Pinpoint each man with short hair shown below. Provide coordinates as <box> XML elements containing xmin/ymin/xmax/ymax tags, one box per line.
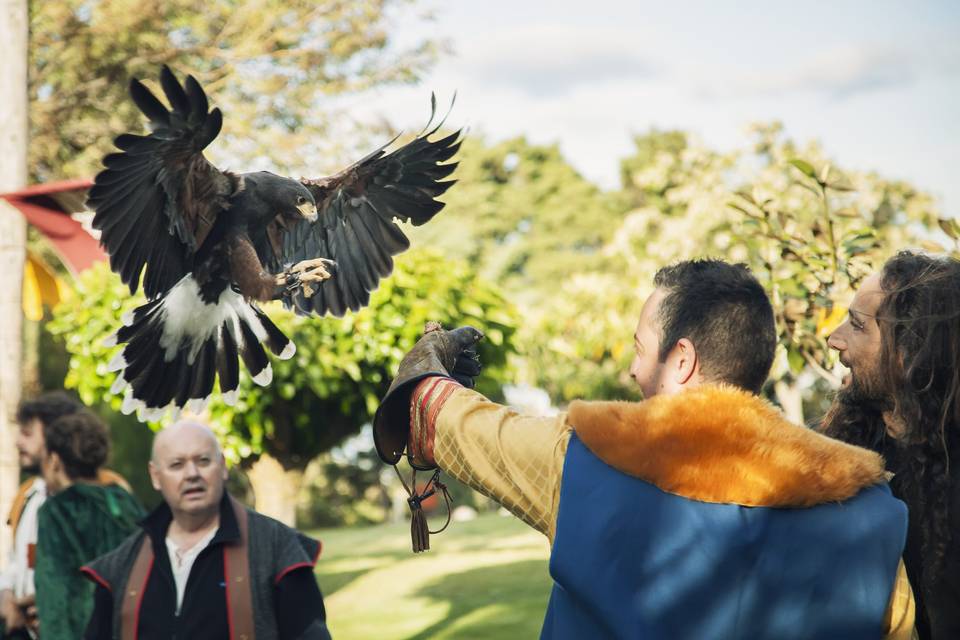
<box><xmin>1</xmin><ymin>391</ymin><xmax>129</xmax><ymax>638</ymax></box>
<box><xmin>823</xmin><ymin>251</ymin><xmax>960</xmax><ymax>639</ymax></box>
<box><xmin>34</xmin><ymin>410</ymin><xmax>143</xmax><ymax>639</ymax></box>
<box><xmin>81</xmin><ymin>420</ymin><xmax>330</xmax><ymax>639</ymax></box>
<box><xmin>376</xmin><ymin>258</ymin><xmax>915</xmax><ymax>639</ymax></box>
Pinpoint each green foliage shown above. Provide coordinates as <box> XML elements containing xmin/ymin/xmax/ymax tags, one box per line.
<box><xmin>728</xmin><ymin>126</ymin><xmax>942</xmax><ymax>387</ymax></box>
<box><xmin>406</xmin><ymin>134</ymin><xmax>633</xmax><ymax>402</ymax></box>
<box><xmin>409</xmin><ymin>136</ymin><xmax>626</xmax><ymax>304</ymax></box>
<box><xmin>620</xmin><ymin>128</ymin><xmax>689</xmax><ymax>211</ymax></box>
<box><xmin>521</xmin><ymin>272</ymin><xmax>640</xmax><ymax>402</ymax></box>
<box><xmin>524</xmin><ymin>129</ymin><xmax>739</xmax><ymax>402</ymax></box>
<box><xmin>28</xmin><ymin>0</ymin><xmax>440</xmax><ymax>181</ymax></box>
<box><xmin>513</xmin><ymin>124</ymin><xmax>944</xmax><ymax>405</ymax></box>
<box><xmin>297</xmin><ymin>448</ymin><xmax>388</xmax><ymax>527</ymax></box>
<box><xmin>47</xmin><ymin>249</ymin><xmax>519</xmax><ymax>468</ymax></box>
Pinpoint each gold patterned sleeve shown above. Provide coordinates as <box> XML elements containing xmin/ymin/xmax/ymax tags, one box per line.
<box><xmin>882</xmin><ymin>559</ymin><xmax>916</xmax><ymax>640</ymax></box>
<box><xmin>415</xmin><ymin>381</ymin><xmax>572</xmax><ymax>543</ymax></box>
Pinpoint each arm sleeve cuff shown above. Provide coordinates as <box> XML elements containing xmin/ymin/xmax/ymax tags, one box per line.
<box><xmin>409</xmin><ymin>377</ymin><xmax>462</xmax><ymax>466</ymax></box>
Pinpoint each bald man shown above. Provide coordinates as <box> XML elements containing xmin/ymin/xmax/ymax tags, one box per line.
<box><xmin>80</xmin><ymin>421</ymin><xmax>331</xmax><ymax>639</ymax></box>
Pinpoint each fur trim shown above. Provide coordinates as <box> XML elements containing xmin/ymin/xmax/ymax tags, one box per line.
<box><xmin>567</xmin><ymin>385</ymin><xmax>887</xmax><ymax>508</ymax></box>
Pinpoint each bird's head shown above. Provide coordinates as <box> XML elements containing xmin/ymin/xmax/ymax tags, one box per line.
<box><xmin>248</xmin><ymin>172</ymin><xmax>318</xmax><ymax>225</ymax></box>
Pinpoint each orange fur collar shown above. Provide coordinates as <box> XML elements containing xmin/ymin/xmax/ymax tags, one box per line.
<box><xmin>567</xmin><ymin>385</ymin><xmax>887</xmax><ymax>508</ymax></box>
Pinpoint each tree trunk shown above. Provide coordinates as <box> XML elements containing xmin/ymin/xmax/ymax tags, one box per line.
<box><xmin>774</xmin><ymin>379</ymin><xmax>805</xmax><ymax>426</ymax></box>
<box><xmin>247</xmin><ymin>453</ymin><xmax>303</xmax><ymax>527</ymax></box>
<box><xmin>0</xmin><ymin>0</ymin><xmax>28</xmax><ymax>569</ymax></box>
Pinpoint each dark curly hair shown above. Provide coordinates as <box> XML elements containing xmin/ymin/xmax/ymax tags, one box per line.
<box><xmin>16</xmin><ymin>390</ymin><xmax>82</xmax><ymax>427</ymax></box>
<box><xmin>43</xmin><ymin>410</ymin><xmax>110</xmax><ymax>480</ymax></box>
<box><xmin>823</xmin><ymin>251</ymin><xmax>960</xmax><ymax>595</ymax></box>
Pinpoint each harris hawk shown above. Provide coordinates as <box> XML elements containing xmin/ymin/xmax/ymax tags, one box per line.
<box><xmin>90</xmin><ymin>66</ymin><xmax>460</xmax><ymax>421</ymax></box>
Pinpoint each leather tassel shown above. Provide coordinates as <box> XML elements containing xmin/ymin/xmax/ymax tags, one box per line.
<box><xmin>396</xmin><ymin>467</ymin><xmax>453</xmax><ymax>553</ymax></box>
<box><xmin>409</xmin><ymin>498</ymin><xmax>431</xmax><ymax>553</ymax></box>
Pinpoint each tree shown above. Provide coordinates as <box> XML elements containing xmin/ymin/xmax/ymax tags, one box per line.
<box><xmin>0</xmin><ymin>0</ymin><xmax>28</xmax><ymax>567</ymax></box>
<box><xmin>408</xmin><ymin>135</ymin><xmax>626</xmax><ymax>306</ymax></box>
<box><xmin>48</xmin><ymin>249</ymin><xmax>519</xmax><ymax>524</ymax></box>
<box><xmin>730</xmin><ymin>126</ymin><xmax>948</xmax><ymax>420</ymax></box>
<box><xmin>26</xmin><ymin>0</ymin><xmax>447</xmax><ymax>525</ymax></box>
<box><xmin>526</xmin><ymin>125</ymin><xmax>943</xmax><ymax>417</ymax></box>
<box><xmin>28</xmin><ymin>0</ymin><xmax>441</xmax><ymax>182</ymax></box>
<box><xmin>406</xmin><ymin>135</ymin><xmax>633</xmax><ymax>403</ymax></box>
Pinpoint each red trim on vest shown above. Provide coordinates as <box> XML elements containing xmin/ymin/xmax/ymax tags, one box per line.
<box><xmin>80</xmin><ymin>566</ymin><xmax>112</xmax><ymax>592</ymax></box>
<box><xmin>273</xmin><ymin>540</ymin><xmax>322</xmax><ymax>586</ymax></box>
<box><xmin>134</xmin><ymin>556</ymin><xmax>153</xmax><ymax>640</ymax></box>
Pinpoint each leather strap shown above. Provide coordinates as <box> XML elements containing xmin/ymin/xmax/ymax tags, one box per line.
<box><xmin>119</xmin><ymin>498</ymin><xmax>255</xmax><ymax>640</ymax></box>
<box><xmin>6</xmin><ymin>478</ymin><xmax>35</xmax><ymax>530</ymax></box>
<box><xmin>224</xmin><ymin>496</ymin><xmax>255</xmax><ymax>640</ymax></box>
<box><xmin>120</xmin><ymin>536</ymin><xmax>154</xmax><ymax>640</ymax></box>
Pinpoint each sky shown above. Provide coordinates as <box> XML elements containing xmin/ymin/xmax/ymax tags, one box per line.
<box><xmin>347</xmin><ymin>0</ymin><xmax>960</xmax><ymax>216</ymax></box>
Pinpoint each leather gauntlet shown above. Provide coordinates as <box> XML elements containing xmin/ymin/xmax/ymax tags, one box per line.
<box><xmin>373</xmin><ymin>323</ymin><xmax>483</xmax><ymax>465</ymax></box>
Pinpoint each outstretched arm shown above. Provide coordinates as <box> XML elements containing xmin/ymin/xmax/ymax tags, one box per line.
<box><xmin>409</xmin><ymin>378</ymin><xmax>571</xmax><ymax>542</ymax></box>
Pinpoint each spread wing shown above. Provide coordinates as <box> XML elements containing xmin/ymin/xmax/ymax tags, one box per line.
<box><xmin>268</xmin><ymin>110</ymin><xmax>461</xmax><ymax>317</ymax></box>
<box><xmin>88</xmin><ymin>65</ymin><xmax>239</xmax><ymax>299</ymax></box>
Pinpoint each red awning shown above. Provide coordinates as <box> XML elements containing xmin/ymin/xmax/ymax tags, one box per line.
<box><xmin>0</xmin><ymin>179</ymin><xmax>105</xmax><ymax>276</ymax></box>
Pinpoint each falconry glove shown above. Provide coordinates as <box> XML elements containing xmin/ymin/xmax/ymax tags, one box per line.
<box><xmin>373</xmin><ymin>322</ymin><xmax>484</xmax><ymax>467</ymax></box>
<box><xmin>374</xmin><ymin>322</ymin><xmax>483</xmax><ymax>553</ymax></box>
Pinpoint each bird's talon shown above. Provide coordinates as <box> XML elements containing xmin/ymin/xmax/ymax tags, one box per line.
<box><xmin>283</xmin><ymin>272</ymin><xmax>301</xmax><ymax>292</ymax></box>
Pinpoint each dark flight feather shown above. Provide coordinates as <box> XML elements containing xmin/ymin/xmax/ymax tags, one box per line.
<box><xmin>217</xmin><ymin>322</ymin><xmax>241</xmax><ymax>395</ymax></box>
<box><xmin>258</xmin><ymin>119</ymin><xmax>460</xmax><ymax>317</ymax></box>
<box><xmin>94</xmin><ymin>67</ymin><xmax>462</xmax><ymax>419</ymax></box>
<box><xmin>89</xmin><ymin>65</ymin><xmax>237</xmax><ymax>299</ymax></box>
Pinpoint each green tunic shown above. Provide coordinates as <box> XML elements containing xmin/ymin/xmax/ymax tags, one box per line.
<box><xmin>35</xmin><ymin>483</ymin><xmax>144</xmax><ymax>640</ymax></box>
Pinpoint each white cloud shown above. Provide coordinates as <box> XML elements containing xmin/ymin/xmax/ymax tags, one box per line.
<box><xmin>451</xmin><ymin>25</ymin><xmax>659</xmax><ymax>96</ymax></box>
<box><xmin>691</xmin><ymin>44</ymin><xmax>917</xmax><ymax>101</ymax></box>
<box><xmin>338</xmin><ymin>7</ymin><xmax>960</xmax><ymax>215</ymax></box>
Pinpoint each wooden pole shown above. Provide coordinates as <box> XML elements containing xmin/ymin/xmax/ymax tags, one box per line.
<box><xmin>0</xmin><ymin>0</ymin><xmax>29</xmax><ymax>567</ymax></box>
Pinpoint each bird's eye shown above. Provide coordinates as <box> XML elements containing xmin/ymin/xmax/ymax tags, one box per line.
<box><xmin>297</xmin><ymin>196</ymin><xmax>306</xmax><ymax>204</ymax></box>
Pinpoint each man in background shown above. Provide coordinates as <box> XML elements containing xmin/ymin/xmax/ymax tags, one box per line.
<box><xmin>82</xmin><ymin>420</ymin><xmax>331</xmax><ymax>639</ymax></box>
<box><xmin>824</xmin><ymin>251</ymin><xmax>960</xmax><ymax>639</ymax></box>
<box><xmin>34</xmin><ymin>410</ymin><xmax>143</xmax><ymax>639</ymax></box>
<box><xmin>0</xmin><ymin>392</ymin><xmax>129</xmax><ymax>639</ymax></box>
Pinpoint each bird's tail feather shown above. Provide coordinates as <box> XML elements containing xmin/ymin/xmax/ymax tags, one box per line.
<box><xmin>104</xmin><ymin>275</ymin><xmax>295</xmax><ymax>422</ymax></box>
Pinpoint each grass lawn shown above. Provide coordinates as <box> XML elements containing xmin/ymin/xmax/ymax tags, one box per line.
<box><xmin>312</xmin><ymin>512</ymin><xmax>553</xmax><ymax>639</ymax></box>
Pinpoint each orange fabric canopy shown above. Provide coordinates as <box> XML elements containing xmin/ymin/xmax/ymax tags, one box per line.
<box><xmin>0</xmin><ymin>178</ymin><xmax>104</xmax><ymax>276</ymax></box>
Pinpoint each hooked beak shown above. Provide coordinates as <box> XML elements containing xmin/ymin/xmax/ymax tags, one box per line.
<box><xmin>298</xmin><ymin>201</ymin><xmax>318</xmax><ymax>223</ymax></box>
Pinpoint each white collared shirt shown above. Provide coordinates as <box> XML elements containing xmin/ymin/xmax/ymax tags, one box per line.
<box><xmin>0</xmin><ymin>479</ymin><xmax>46</xmax><ymax>598</ymax></box>
<box><xmin>165</xmin><ymin>527</ymin><xmax>217</xmax><ymax>614</ymax></box>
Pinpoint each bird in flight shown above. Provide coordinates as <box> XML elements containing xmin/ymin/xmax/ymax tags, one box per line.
<box><xmin>90</xmin><ymin>66</ymin><xmax>460</xmax><ymax>421</ymax></box>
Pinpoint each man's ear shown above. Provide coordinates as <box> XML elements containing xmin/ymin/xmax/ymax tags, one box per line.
<box><xmin>148</xmin><ymin>461</ymin><xmax>161</xmax><ymax>491</ymax></box>
<box><xmin>671</xmin><ymin>338</ymin><xmax>700</xmax><ymax>385</ymax></box>
<box><xmin>46</xmin><ymin>451</ymin><xmax>62</xmax><ymax>474</ymax></box>
<box><xmin>220</xmin><ymin>454</ymin><xmax>229</xmax><ymax>481</ymax></box>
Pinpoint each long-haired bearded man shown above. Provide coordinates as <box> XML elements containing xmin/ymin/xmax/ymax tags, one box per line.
<box><xmin>823</xmin><ymin>251</ymin><xmax>960</xmax><ymax>640</ymax></box>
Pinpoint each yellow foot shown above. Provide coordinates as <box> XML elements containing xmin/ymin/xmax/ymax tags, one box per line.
<box><xmin>284</xmin><ymin>258</ymin><xmax>337</xmax><ymax>297</ymax></box>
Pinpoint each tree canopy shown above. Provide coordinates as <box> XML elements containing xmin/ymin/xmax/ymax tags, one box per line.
<box><xmin>29</xmin><ymin>0</ymin><xmax>440</xmax><ymax>181</ymax></box>
<box><xmin>437</xmin><ymin>125</ymin><xmax>948</xmax><ymax>414</ymax></box>
<box><xmin>409</xmin><ymin>135</ymin><xmax>626</xmax><ymax>305</ymax></box>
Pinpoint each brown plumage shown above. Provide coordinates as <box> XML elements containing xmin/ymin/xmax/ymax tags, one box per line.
<box><xmin>90</xmin><ymin>66</ymin><xmax>460</xmax><ymax>421</ymax></box>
